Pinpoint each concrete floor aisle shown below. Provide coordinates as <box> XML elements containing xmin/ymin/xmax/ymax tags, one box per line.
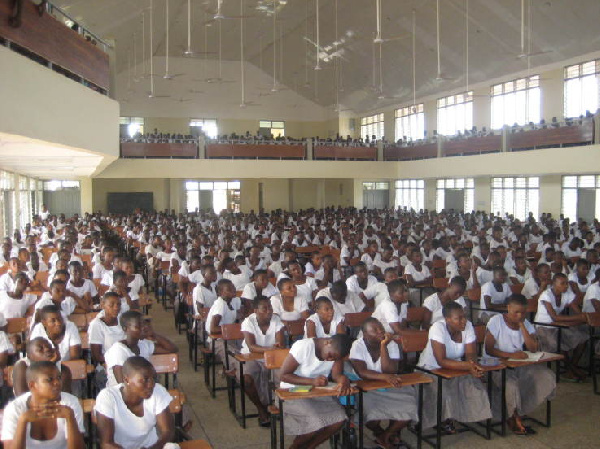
<box><xmin>148</xmin><ymin>298</ymin><xmax>600</xmax><ymax>449</ymax></box>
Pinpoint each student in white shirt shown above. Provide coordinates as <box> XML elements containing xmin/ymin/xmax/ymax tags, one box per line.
<box><xmin>95</xmin><ymin>357</ymin><xmax>175</xmax><ymax>449</ymax></box>
<box><xmin>279</xmin><ymin>262</ymin><xmax>319</xmax><ymax>304</ymax></box>
<box><xmin>0</xmin><ymin>272</ymin><xmax>37</xmax><ymax>319</ymax></box>
<box><xmin>417</xmin><ymin>302</ymin><xmax>491</xmax><ymax>432</ymax></box>
<box><xmin>484</xmin><ymin>294</ymin><xmax>556</xmax><ymax>435</ymax></box>
<box><xmin>371</xmin><ymin>279</ymin><xmax>409</xmax><ymax>335</ymax></box>
<box><xmin>404</xmin><ymin>250</ymin><xmax>433</xmax><ymax>306</ymax></box>
<box><xmin>1</xmin><ymin>361</ymin><xmax>85</xmax><ymax>449</ymax></box>
<box><xmin>192</xmin><ymin>264</ymin><xmax>218</xmax><ymax>313</ymax></box>
<box><xmin>279</xmin><ymin>334</ymin><xmax>352</xmax><ymax>444</ymax></box>
<box><xmin>67</xmin><ymin>262</ymin><xmax>97</xmax><ymax>309</ymax></box>
<box><xmin>423</xmin><ymin>276</ymin><xmax>468</xmax><ymax>328</ymax></box>
<box><xmin>479</xmin><ymin>267</ymin><xmax>512</xmax><ymax>322</ymax></box>
<box><xmin>206</xmin><ymin>279</ymin><xmax>243</xmax><ymax>365</ymax></box>
<box><xmin>236</xmin><ymin>296</ymin><xmax>285</xmax><ymax>426</ymax></box>
<box><xmin>270</xmin><ymin>278</ymin><xmax>310</xmax><ymax>322</ymax></box>
<box><xmin>345</xmin><ymin>262</ymin><xmax>379</xmax><ymax>310</ymax></box>
<box><xmin>314</xmin><ymin>255</ymin><xmax>341</xmax><ymax>288</ymax></box>
<box><xmin>30</xmin><ymin>305</ymin><xmax>81</xmax><ymax>361</ymax></box>
<box><xmin>241</xmin><ymin>269</ymin><xmax>278</xmax><ymax>311</ymax></box>
<box><xmin>0</xmin><ymin>257</ymin><xmax>20</xmax><ymax>292</ymax></box>
<box><xmin>104</xmin><ymin>311</ymin><xmax>177</xmax><ymax>388</ymax></box>
<box><xmin>222</xmin><ymin>257</ymin><xmax>252</xmax><ymax>291</ymax></box>
<box><xmin>534</xmin><ymin>273</ymin><xmax>588</xmax><ymax>381</ymax></box>
<box><xmin>568</xmin><ymin>259</ymin><xmax>592</xmax><ymax>297</ymax></box>
<box><xmin>582</xmin><ymin>276</ymin><xmax>600</xmax><ymax>313</ymax></box>
<box><xmin>508</xmin><ymin>257</ymin><xmax>532</xmax><ymax>285</ymax></box>
<box><xmin>350</xmin><ymin>318</ymin><xmax>418</xmax><ymax>448</ymax></box>
<box><xmin>304</xmin><ymin>297</ymin><xmax>345</xmax><ymax>338</ymax></box>
<box><xmin>316</xmin><ymin>280</ymin><xmax>364</xmax><ymax>320</ymax></box>
<box><xmin>88</xmin><ymin>292</ymin><xmax>126</xmax><ymax>367</ymax></box>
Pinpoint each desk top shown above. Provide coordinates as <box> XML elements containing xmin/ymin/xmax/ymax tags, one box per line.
<box><xmin>356</xmin><ymin>372</ymin><xmax>433</xmax><ymax>392</ymax></box>
<box><xmin>503</xmin><ymin>352</ymin><xmax>564</xmax><ymax>368</ymax></box>
<box><xmin>430</xmin><ymin>363</ymin><xmax>505</xmax><ymax>379</ymax></box>
<box><xmin>276</xmin><ymin>386</ymin><xmax>359</xmax><ymax>401</ymax></box>
<box><xmin>234</xmin><ymin>352</ymin><xmax>264</xmax><ymax>363</ymax></box>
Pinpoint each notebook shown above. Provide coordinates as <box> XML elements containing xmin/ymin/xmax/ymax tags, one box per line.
<box><xmin>508</xmin><ymin>351</ymin><xmax>545</xmax><ymax>362</ymax></box>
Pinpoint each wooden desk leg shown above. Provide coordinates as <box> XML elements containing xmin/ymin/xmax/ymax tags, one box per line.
<box><xmin>417</xmin><ymin>383</ymin><xmax>424</xmax><ymax>449</ymax></box>
<box><xmin>556</xmin><ymin>328</ymin><xmax>562</xmax><ymax>383</ymax></box>
<box><xmin>486</xmin><ymin>371</ymin><xmax>492</xmax><ymax>440</ymax></box>
<box><xmin>436</xmin><ymin>379</ymin><xmax>443</xmax><ymax>449</ymax></box>
<box><xmin>240</xmin><ymin>361</ymin><xmax>247</xmax><ymax>429</ymax></box>
<box><xmin>358</xmin><ymin>390</ymin><xmax>364</xmax><ymax>449</ymax></box>
<box><xmin>211</xmin><ymin>340</ymin><xmax>216</xmax><ymax>398</ymax></box>
<box><xmin>279</xmin><ymin>400</ymin><xmax>285</xmax><ymax>449</ymax></box>
<box><xmin>546</xmin><ymin>399</ymin><xmax>551</xmax><ymax>427</ymax></box>
<box><xmin>501</xmin><ymin>369</ymin><xmax>506</xmax><ymax>436</ymax></box>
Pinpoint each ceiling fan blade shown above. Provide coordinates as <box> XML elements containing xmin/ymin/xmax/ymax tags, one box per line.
<box><xmin>379</xmin><ymin>34</ymin><xmax>410</xmax><ymax>43</ymax></box>
<box><xmin>163</xmin><ymin>73</ymin><xmax>185</xmax><ymax>80</ymax></box>
<box><xmin>516</xmin><ymin>49</ymin><xmax>553</xmax><ymax>59</ymax></box>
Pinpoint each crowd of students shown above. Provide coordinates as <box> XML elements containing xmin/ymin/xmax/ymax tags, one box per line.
<box><xmin>0</xmin><ymin>206</ymin><xmax>598</xmax><ymax>448</ymax></box>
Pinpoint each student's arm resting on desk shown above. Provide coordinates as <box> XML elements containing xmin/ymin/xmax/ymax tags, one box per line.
<box><xmin>330</xmin><ymin>359</ymin><xmax>352</xmax><ymax>396</ymax></box>
<box><xmin>541</xmin><ymin>301</ymin><xmax>586</xmax><ymax>325</ymax></box>
<box><xmin>242</xmin><ymin>330</ymin><xmax>284</xmax><ymax>353</ymax></box>
<box><xmin>431</xmin><ymin>340</ymin><xmax>483</xmax><ymax>378</ymax></box>
<box><xmin>280</xmin><ymin>353</ymin><xmax>327</xmax><ymax>387</ymax></box>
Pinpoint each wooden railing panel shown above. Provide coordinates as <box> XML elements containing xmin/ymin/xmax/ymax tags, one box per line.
<box><xmin>313</xmin><ymin>146</ymin><xmax>376</xmax><ymax>160</ymax></box>
<box><xmin>384</xmin><ymin>143</ymin><xmax>438</xmax><ymax>161</ymax></box>
<box><xmin>444</xmin><ymin>134</ymin><xmax>502</xmax><ymax>156</ymax></box>
<box><xmin>121</xmin><ymin>143</ymin><xmax>197</xmax><ymax>158</ymax></box>
<box><xmin>0</xmin><ymin>0</ymin><xmax>109</xmax><ymax>90</ymax></box>
<box><xmin>206</xmin><ymin>144</ymin><xmax>304</xmax><ymax>158</ymax></box>
<box><xmin>508</xmin><ymin>121</ymin><xmax>594</xmax><ymax>150</ymax></box>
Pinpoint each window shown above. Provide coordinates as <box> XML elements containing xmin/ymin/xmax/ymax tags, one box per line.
<box><xmin>362</xmin><ymin>182</ymin><xmax>389</xmax><ymax>190</ymax></box>
<box><xmin>437</xmin><ymin>92</ymin><xmax>473</xmax><ymax>136</ymax></box>
<box><xmin>119</xmin><ymin>117</ymin><xmax>144</xmax><ymax>137</ymax></box>
<box><xmin>491</xmin><ymin>177</ymin><xmax>539</xmax><ymax>221</ymax></box>
<box><xmin>562</xmin><ymin>175</ymin><xmax>600</xmax><ymax>221</ymax></box>
<box><xmin>190</xmin><ymin>118</ymin><xmax>218</xmax><ymax>139</ymax></box>
<box><xmin>360</xmin><ymin>113</ymin><xmax>385</xmax><ymax>140</ymax></box>
<box><xmin>259</xmin><ymin>120</ymin><xmax>285</xmax><ymax>138</ymax></box>
<box><xmin>185</xmin><ymin>181</ymin><xmax>241</xmax><ymax>214</ymax></box>
<box><xmin>395</xmin><ymin>179</ymin><xmax>424</xmax><ymax>211</ymax></box>
<box><xmin>436</xmin><ymin>178</ymin><xmax>474</xmax><ymax>212</ymax></box>
<box><xmin>395</xmin><ymin>104</ymin><xmax>425</xmax><ymax>141</ymax></box>
<box><xmin>564</xmin><ymin>59</ymin><xmax>600</xmax><ymax>118</ymax></box>
<box><xmin>43</xmin><ymin>180</ymin><xmax>80</xmax><ymax>191</ymax></box>
<box><xmin>491</xmin><ymin>75</ymin><xmax>540</xmax><ymax>129</ymax></box>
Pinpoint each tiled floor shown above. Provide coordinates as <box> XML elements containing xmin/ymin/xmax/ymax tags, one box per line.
<box><xmin>150</xmin><ymin>301</ymin><xmax>600</xmax><ymax>449</ymax></box>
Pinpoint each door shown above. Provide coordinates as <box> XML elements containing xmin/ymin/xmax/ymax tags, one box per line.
<box><xmin>363</xmin><ymin>190</ymin><xmax>389</xmax><ymax>209</ymax></box>
<box><xmin>445</xmin><ymin>189</ymin><xmax>465</xmax><ymax>212</ymax></box>
<box><xmin>199</xmin><ymin>190</ymin><xmax>213</xmax><ymax>212</ymax></box>
<box><xmin>577</xmin><ymin>188</ymin><xmax>596</xmax><ymax>222</ymax></box>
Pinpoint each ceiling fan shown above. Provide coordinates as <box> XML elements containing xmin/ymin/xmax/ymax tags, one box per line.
<box><xmin>162</xmin><ymin>0</ymin><xmax>184</xmax><ymax>80</ymax></box>
<box><xmin>373</xmin><ymin>0</ymin><xmax>410</xmax><ymax>44</ymax></box>
<box><xmin>434</xmin><ymin>0</ymin><xmax>454</xmax><ymax>82</ymax></box>
<box><xmin>171</xmin><ymin>97</ymin><xmax>193</xmax><ymax>103</ymax></box>
<box><xmin>239</xmin><ymin>0</ymin><xmax>260</xmax><ymax>108</ymax></box>
<box><xmin>202</xmin><ymin>0</ymin><xmax>255</xmax><ymax>26</ymax></box>
<box><xmin>516</xmin><ymin>0</ymin><xmax>552</xmax><ymax>59</ymax></box>
<box><xmin>181</xmin><ymin>0</ymin><xmax>216</xmax><ymax>58</ymax></box>
<box><xmin>194</xmin><ymin>20</ymin><xmax>235</xmax><ymax>84</ymax></box>
<box><xmin>147</xmin><ymin>0</ymin><xmax>170</xmax><ymax>98</ymax></box>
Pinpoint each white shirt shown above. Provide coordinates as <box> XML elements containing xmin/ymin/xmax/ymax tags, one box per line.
<box><xmin>363</xmin><ymin>282</ymin><xmax>391</xmax><ymax>308</ymax></box>
<box><xmin>280</xmin><ymin>338</ymin><xmax>334</xmax><ymax>389</ymax></box>
<box><xmin>521</xmin><ymin>277</ymin><xmax>547</xmax><ymax>300</ymax></box>
<box><xmin>30</xmin><ymin>321</ymin><xmax>81</xmax><ymax>361</ymax></box>
<box><xmin>346</xmin><ymin>274</ymin><xmax>379</xmax><ymax>295</ymax></box>
<box><xmin>0</xmin><ymin>291</ymin><xmax>37</xmax><ymax>318</ymax></box>
<box><xmin>67</xmin><ymin>279</ymin><xmax>98</xmax><ymax>298</ymax></box>
<box><xmin>94</xmin><ymin>384</ymin><xmax>173</xmax><ymax>449</ymax></box>
<box><xmin>240</xmin><ymin>313</ymin><xmax>284</xmax><ymax>354</ymax></box>
<box><xmin>476</xmin><ymin>267</ymin><xmax>494</xmax><ymax>285</ymax></box>
<box><xmin>205</xmin><ymin>297</ymin><xmax>238</xmax><ymax>334</ymax></box>
<box><xmin>1</xmin><ymin>392</ymin><xmax>85</xmax><ymax>448</ymax></box>
<box><xmin>480</xmin><ymin>282</ymin><xmax>511</xmax><ymax>311</ymax></box>
<box><xmin>193</xmin><ymin>283</ymin><xmax>217</xmax><ymax>312</ymax></box>
<box><xmin>314</xmin><ymin>268</ymin><xmax>342</xmax><ymax>287</ymax></box>
<box><xmin>423</xmin><ymin>293</ymin><xmax>468</xmax><ymax>325</ymax></box>
<box><xmin>105</xmin><ymin>340</ymin><xmax>155</xmax><ymax>387</ymax></box>
<box><xmin>316</xmin><ymin>287</ymin><xmax>363</xmax><ymax>319</ymax></box>
<box><xmin>535</xmin><ymin>288</ymin><xmax>577</xmax><ymax>325</ymax></box>
<box><xmin>568</xmin><ymin>272</ymin><xmax>592</xmax><ymax>293</ymax></box>
<box><xmin>418</xmin><ymin>320</ymin><xmax>476</xmax><ymax>370</ymax></box>
<box><xmin>0</xmin><ymin>273</ymin><xmax>17</xmax><ymax>292</ymax></box>
<box><xmin>349</xmin><ymin>337</ymin><xmax>400</xmax><ymax>372</ymax></box>
<box><xmin>88</xmin><ymin>316</ymin><xmax>126</xmax><ymax>354</ymax></box>
<box><xmin>372</xmin><ymin>298</ymin><xmax>407</xmax><ymax>334</ymax></box>
<box><xmin>484</xmin><ymin>314</ymin><xmax>536</xmax><ymax>357</ymax></box>
<box><xmin>241</xmin><ymin>282</ymin><xmax>278</xmax><ymax>300</ymax></box>
<box><xmin>303</xmin><ymin>313</ymin><xmax>344</xmax><ymax>338</ymax></box>
<box><xmin>583</xmin><ymin>283</ymin><xmax>600</xmax><ymax>313</ymax></box>
<box><xmin>270</xmin><ymin>294</ymin><xmax>308</xmax><ymax>321</ymax></box>
<box><xmin>34</xmin><ymin>294</ymin><xmax>76</xmax><ymax>318</ymax></box>
<box><xmin>223</xmin><ymin>267</ymin><xmax>252</xmax><ymax>291</ymax></box>
<box><xmin>404</xmin><ymin>263</ymin><xmax>431</xmax><ymax>282</ymax></box>
<box><xmin>127</xmin><ymin>274</ymin><xmax>145</xmax><ymax>301</ymax></box>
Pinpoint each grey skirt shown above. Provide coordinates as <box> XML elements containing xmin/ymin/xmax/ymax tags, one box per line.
<box><xmin>362</xmin><ymin>386</ymin><xmax>418</xmax><ymax>423</ymax></box>
<box><xmin>229</xmin><ymin>358</ymin><xmax>271</xmax><ymax>406</ymax></box>
<box><xmin>282</xmin><ymin>396</ymin><xmax>347</xmax><ymax>436</ymax></box>
<box><xmin>536</xmin><ymin>325</ymin><xmax>588</xmax><ymax>352</ymax></box>
<box><xmin>491</xmin><ymin>365</ymin><xmax>556</xmax><ymax>418</ymax></box>
<box><xmin>421</xmin><ymin>374</ymin><xmax>492</xmax><ymax>429</ymax></box>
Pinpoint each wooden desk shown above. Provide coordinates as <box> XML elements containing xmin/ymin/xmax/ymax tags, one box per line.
<box><xmin>275</xmin><ymin>386</ymin><xmax>359</xmax><ymax>449</ymax></box>
<box><xmin>230</xmin><ymin>352</ymin><xmax>264</xmax><ymax>428</ymax></box>
<box><xmin>356</xmin><ymin>373</ymin><xmax>433</xmax><ymax>449</ymax></box>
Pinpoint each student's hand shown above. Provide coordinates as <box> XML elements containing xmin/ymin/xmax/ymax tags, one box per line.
<box><xmin>272</xmin><ymin>342</ymin><xmax>282</xmax><ymax>349</ymax></box>
<box><xmin>381</xmin><ymin>332</ymin><xmax>394</xmax><ymax>347</ymax></box>
<box><xmin>510</xmin><ymin>351</ymin><xmax>528</xmax><ymax>360</ymax></box>
<box><xmin>312</xmin><ymin>375</ymin><xmax>328</xmax><ymax>387</ymax></box>
<box><xmin>468</xmin><ymin>361</ymin><xmax>484</xmax><ymax>379</ymax></box>
<box><xmin>384</xmin><ymin>374</ymin><xmax>403</xmax><ymax>388</ymax></box>
<box><xmin>336</xmin><ymin>375</ymin><xmax>352</xmax><ymax>397</ymax></box>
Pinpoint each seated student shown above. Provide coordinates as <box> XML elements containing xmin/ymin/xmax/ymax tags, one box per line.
<box><xmin>241</xmin><ymin>269</ymin><xmax>278</xmax><ymax>311</ymax></box>
<box><xmin>279</xmin><ymin>262</ymin><xmax>319</xmax><ymax>304</ymax></box>
<box><xmin>417</xmin><ymin>302</ymin><xmax>491</xmax><ymax>433</ymax></box>
<box><xmin>92</xmin><ymin>246</ymin><xmax>115</xmax><ymax>280</ymax></box>
<box><xmin>304</xmin><ymin>297</ymin><xmax>345</xmax><ymax>338</ymax></box>
<box><xmin>34</xmin><ymin>279</ymin><xmax>77</xmax><ymax>324</ymax></box>
<box><xmin>1</xmin><ymin>361</ymin><xmax>85</xmax><ymax>449</ymax></box>
<box><xmin>316</xmin><ymin>280</ymin><xmax>364</xmax><ymax>319</ymax></box>
<box><xmin>522</xmin><ymin>263</ymin><xmax>551</xmax><ymax>300</ymax></box>
<box><xmin>109</xmin><ymin>269</ymin><xmax>136</xmax><ymax>312</ymax></box>
<box><xmin>371</xmin><ymin>279</ymin><xmax>409</xmax><ymax>335</ymax></box>
<box><xmin>271</xmin><ymin>278</ymin><xmax>310</xmax><ymax>322</ymax></box>
<box><xmin>484</xmin><ymin>294</ymin><xmax>556</xmax><ymax>435</ymax></box>
<box><xmin>66</xmin><ymin>262</ymin><xmax>96</xmax><ymax>311</ymax></box>
<box><xmin>404</xmin><ymin>249</ymin><xmax>433</xmax><ymax>306</ymax></box>
<box><xmin>30</xmin><ymin>305</ymin><xmax>82</xmax><ymax>362</ymax></box>
<box><xmin>236</xmin><ymin>296</ymin><xmax>285</xmax><ymax>426</ymax></box>
<box><xmin>0</xmin><ymin>272</ymin><xmax>37</xmax><ymax>319</ymax></box>
<box><xmin>0</xmin><ymin>313</ymin><xmax>13</xmax><ymax>371</ymax></box>
<box><xmin>13</xmin><ymin>337</ymin><xmax>72</xmax><ymax>396</ymax></box>
<box><xmin>95</xmin><ymin>357</ymin><xmax>175</xmax><ymax>449</ymax></box>
<box><xmin>314</xmin><ymin>255</ymin><xmax>341</xmax><ymax>289</ymax></box>
<box><xmin>479</xmin><ymin>267</ymin><xmax>511</xmax><ymax>322</ymax></box>
<box><xmin>534</xmin><ymin>273</ymin><xmax>588</xmax><ymax>381</ymax></box>
<box><xmin>268</xmin><ymin>248</ymin><xmax>295</xmax><ymax>280</ymax></box>
<box><xmin>508</xmin><ymin>256</ymin><xmax>532</xmax><ymax>285</ymax></box>
<box><xmin>582</xmin><ymin>268</ymin><xmax>600</xmax><ymax>313</ymax></box>
<box><xmin>206</xmin><ymin>279</ymin><xmax>243</xmax><ymax>365</ymax></box>
<box><xmin>121</xmin><ymin>258</ymin><xmax>147</xmax><ymax>304</ymax></box>
<box><xmin>88</xmin><ymin>292</ymin><xmax>127</xmax><ymax>366</ymax></box>
<box><xmin>279</xmin><ymin>334</ymin><xmax>353</xmax><ymax>449</ymax></box>
<box><xmin>363</xmin><ymin>267</ymin><xmax>400</xmax><ymax>309</ymax></box>
<box><xmin>350</xmin><ymin>318</ymin><xmax>418</xmax><ymax>449</ymax></box>
<box><xmin>104</xmin><ymin>311</ymin><xmax>177</xmax><ymax>388</ymax></box>
<box><xmin>346</xmin><ymin>262</ymin><xmax>379</xmax><ymax>310</ymax></box>
<box><xmin>222</xmin><ymin>256</ymin><xmax>252</xmax><ymax>291</ymax></box>
<box><xmin>0</xmin><ymin>257</ymin><xmax>22</xmax><ymax>292</ymax></box>
<box><xmin>192</xmin><ymin>264</ymin><xmax>218</xmax><ymax>313</ymax></box>
<box><xmin>423</xmin><ymin>276</ymin><xmax>468</xmax><ymax>328</ymax></box>
<box><xmin>568</xmin><ymin>259</ymin><xmax>592</xmax><ymax>297</ymax></box>
<box><xmin>361</xmin><ymin>242</ymin><xmax>382</xmax><ymax>275</ymax></box>
<box><xmin>304</xmin><ymin>252</ymin><xmax>322</xmax><ymax>277</ymax></box>
<box><xmin>374</xmin><ymin>246</ymin><xmax>399</xmax><ymax>278</ymax></box>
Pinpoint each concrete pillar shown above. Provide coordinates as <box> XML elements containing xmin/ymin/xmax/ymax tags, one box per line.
<box><xmin>377</xmin><ymin>140</ymin><xmax>384</xmax><ymax>161</ymax></box>
<box><xmin>437</xmin><ymin>135</ymin><xmax>443</xmax><ymax>158</ymax></box>
<box><xmin>595</xmin><ymin>115</ymin><xmax>600</xmax><ymax>145</ymax></box>
<box><xmin>79</xmin><ymin>178</ymin><xmax>93</xmax><ymax>215</ymax></box>
<box><xmin>198</xmin><ymin>136</ymin><xmax>206</xmax><ymax>159</ymax></box>
<box><xmin>316</xmin><ymin>180</ymin><xmax>326</xmax><ymax>209</ymax></box>
<box><xmin>306</xmin><ymin>139</ymin><xmax>313</xmax><ymax>160</ymax></box>
<box><xmin>502</xmin><ymin>126</ymin><xmax>508</xmax><ymax>152</ymax></box>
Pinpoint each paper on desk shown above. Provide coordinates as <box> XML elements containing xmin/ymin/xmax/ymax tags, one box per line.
<box><xmin>508</xmin><ymin>351</ymin><xmax>544</xmax><ymax>362</ymax></box>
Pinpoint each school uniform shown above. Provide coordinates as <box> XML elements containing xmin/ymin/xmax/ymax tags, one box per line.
<box><xmin>0</xmin><ymin>291</ymin><xmax>37</xmax><ymax>318</ymax></box>
<box><xmin>479</xmin><ymin>281</ymin><xmax>511</xmax><ymax>321</ymax></box>
<box><xmin>476</xmin><ymin>267</ymin><xmax>494</xmax><ymax>285</ymax></box>
<box><xmin>104</xmin><ymin>339</ymin><xmax>155</xmax><ymax>387</ymax></box>
<box><xmin>582</xmin><ymin>283</ymin><xmax>600</xmax><ymax>313</ymax></box>
<box><xmin>534</xmin><ymin>289</ymin><xmax>588</xmax><ymax>352</ymax></box>
<box><xmin>30</xmin><ymin>320</ymin><xmax>81</xmax><ymax>361</ymax></box>
<box><xmin>349</xmin><ymin>338</ymin><xmax>418</xmax><ymax>423</ymax></box>
<box><xmin>568</xmin><ymin>272</ymin><xmax>592</xmax><ymax>294</ymax></box>
<box><xmin>315</xmin><ymin>287</ymin><xmax>363</xmax><ymax>319</ymax></box>
<box><xmin>270</xmin><ymin>294</ymin><xmax>309</xmax><ymax>321</ymax></box>
<box><xmin>303</xmin><ymin>313</ymin><xmax>344</xmax><ymax>338</ymax></box>
<box><xmin>192</xmin><ymin>283</ymin><xmax>217</xmax><ymax>312</ymax></box>
<box><xmin>205</xmin><ymin>297</ymin><xmax>240</xmax><ymax>364</ymax></box>
<box><xmin>417</xmin><ymin>321</ymin><xmax>492</xmax><ymax>429</ymax></box>
<box><xmin>241</xmin><ymin>282</ymin><xmax>279</xmax><ymax>301</ymax></box>
<box><xmin>279</xmin><ymin>338</ymin><xmax>346</xmax><ymax>435</ymax></box>
<box><xmin>423</xmin><ymin>293</ymin><xmax>468</xmax><ymax>325</ymax></box>
<box><xmin>88</xmin><ymin>316</ymin><xmax>126</xmax><ymax>355</ymax></box>
<box><xmin>314</xmin><ymin>267</ymin><xmax>342</xmax><ymax>287</ymax></box>
<box><xmin>371</xmin><ymin>297</ymin><xmax>407</xmax><ymax>334</ymax></box>
<box><xmin>484</xmin><ymin>314</ymin><xmax>556</xmax><ymax>418</ymax></box>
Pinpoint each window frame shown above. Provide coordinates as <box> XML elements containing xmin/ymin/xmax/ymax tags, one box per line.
<box><xmin>563</xmin><ymin>59</ymin><xmax>600</xmax><ymax>119</ymax></box>
<box><xmin>361</xmin><ymin>112</ymin><xmax>385</xmax><ymax>140</ymax></box>
<box><xmin>394</xmin><ymin>104</ymin><xmax>425</xmax><ymax>142</ymax></box>
<box><xmin>490</xmin><ymin>75</ymin><xmax>541</xmax><ymax>129</ymax></box>
<box><xmin>436</xmin><ymin>91</ymin><xmax>473</xmax><ymax>136</ymax></box>
<box><xmin>394</xmin><ymin>179</ymin><xmax>425</xmax><ymax>211</ymax></box>
<box><xmin>490</xmin><ymin>177</ymin><xmax>539</xmax><ymax>221</ymax></box>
